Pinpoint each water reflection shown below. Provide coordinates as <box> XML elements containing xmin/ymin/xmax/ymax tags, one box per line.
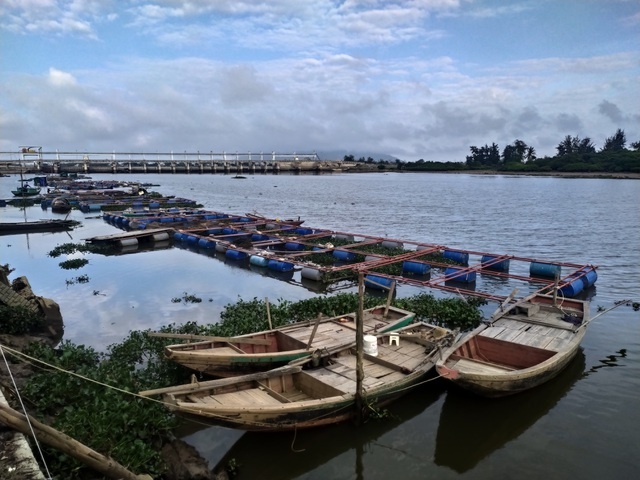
<box><xmin>434</xmin><ymin>350</ymin><xmax>586</xmax><ymax>473</ymax></box>
<box><xmin>210</xmin><ymin>382</ymin><xmax>446</xmax><ymax>480</ymax></box>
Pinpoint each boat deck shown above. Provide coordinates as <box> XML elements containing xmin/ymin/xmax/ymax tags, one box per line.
<box><xmin>306</xmin><ymin>339</ymin><xmax>428</xmax><ymax>394</ymax></box>
<box><xmin>480</xmin><ymin>315</ymin><xmax>578</xmax><ymax>352</ymax></box>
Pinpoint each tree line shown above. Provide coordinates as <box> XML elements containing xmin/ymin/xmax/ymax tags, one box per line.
<box><xmin>398</xmin><ymin>128</ymin><xmax>640</xmax><ymax>173</ymax></box>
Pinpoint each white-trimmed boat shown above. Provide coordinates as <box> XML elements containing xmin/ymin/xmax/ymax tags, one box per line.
<box><xmin>142</xmin><ymin>322</ymin><xmax>455</xmax><ymax>431</ymax></box>
<box><xmin>435</xmin><ymin>293</ymin><xmax>589</xmax><ymax>397</ymax></box>
<box><xmin>163</xmin><ymin>305</ymin><xmax>416</xmax><ymax>377</ymax></box>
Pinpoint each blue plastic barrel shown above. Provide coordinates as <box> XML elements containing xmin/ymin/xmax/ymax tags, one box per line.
<box><xmin>333</xmin><ymin>250</ymin><xmax>356</xmax><ymax>261</ymax></box>
<box><xmin>559</xmin><ymin>275</ymin><xmax>584</xmax><ymax>297</ymax></box>
<box><xmin>295</xmin><ymin>227</ymin><xmax>313</xmax><ymax>235</ymax></box>
<box><xmin>185</xmin><ymin>235</ymin><xmax>199</xmax><ymax>245</ymax></box>
<box><xmin>364</xmin><ymin>274</ymin><xmax>394</xmax><ymax>290</ymax></box>
<box><xmin>226</xmin><ymin>249</ymin><xmax>248</xmax><ymax>261</ymax></box>
<box><xmin>207</xmin><ymin>228</ymin><xmax>223</xmax><ymax>235</ymax></box>
<box><xmin>530</xmin><ymin>262</ymin><xmax>561</xmax><ymax>278</ymax></box>
<box><xmin>173</xmin><ymin>232</ymin><xmax>185</xmax><ymax>241</ymax></box>
<box><xmin>268</xmin><ymin>259</ymin><xmax>294</xmax><ymax>272</ymax></box>
<box><xmin>403</xmin><ymin>261</ymin><xmax>430</xmax><ymax>275</ymax></box>
<box><xmin>198</xmin><ymin>238</ymin><xmax>216</xmax><ymax>249</ymax></box>
<box><xmin>222</xmin><ymin>227</ymin><xmax>237</xmax><ymax>235</ymax></box>
<box><xmin>444</xmin><ymin>250</ymin><xmax>469</xmax><ymax>264</ymax></box>
<box><xmin>445</xmin><ymin>267</ymin><xmax>476</xmax><ymax>283</ymax></box>
<box><xmin>251</xmin><ymin>233</ymin><xmax>269</xmax><ymax>242</ymax></box>
<box><xmin>579</xmin><ymin>267</ymin><xmax>598</xmax><ymax>287</ymax></box>
<box><xmin>149</xmin><ymin>202</ymin><xmax>160</xmax><ymax>209</ymax></box>
<box><xmin>250</xmin><ymin>255</ymin><xmax>269</xmax><ymax>267</ymax></box>
<box><xmin>481</xmin><ymin>255</ymin><xmax>510</xmax><ymax>272</ymax></box>
<box><xmin>285</xmin><ymin>242</ymin><xmax>305</xmax><ymax>251</ymax></box>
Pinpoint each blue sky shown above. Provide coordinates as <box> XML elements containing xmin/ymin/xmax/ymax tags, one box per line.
<box><xmin>1</xmin><ymin>0</ymin><xmax>638</xmax><ymax>161</ymax></box>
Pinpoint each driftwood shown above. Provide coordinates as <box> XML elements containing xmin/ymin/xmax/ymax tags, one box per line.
<box><xmin>0</xmin><ymin>402</ymin><xmax>151</xmax><ymax>480</ymax></box>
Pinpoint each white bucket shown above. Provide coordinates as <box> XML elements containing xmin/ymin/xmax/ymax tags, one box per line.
<box><xmin>363</xmin><ymin>335</ymin><xmax>378</xmax><ymax>357</ymax></box>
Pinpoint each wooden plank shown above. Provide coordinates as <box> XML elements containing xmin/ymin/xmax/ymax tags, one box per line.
<box><xmin>453</xmin><ymin>357</ymin><xmax>514</xmax><ymax>374</ymax></box>
<box><xmin>151</xmin><ymin>332</ymin><xmax>271</xmax><ymax>346</ymax></box>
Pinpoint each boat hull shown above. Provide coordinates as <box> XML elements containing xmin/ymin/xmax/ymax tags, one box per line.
<box><xmin>165</xmin><ymin>305</ymin><xmax>416</xmax><ymax>376</ymax></box>
<box><xmin>158</xmin><ymin>323</ymin><xmax>453</xmax><ymax>431</ymax></box>
<box><xmin>436</xmin><ymin>294</ymin><xmax>589</xmax><ymax>397</ymax></box>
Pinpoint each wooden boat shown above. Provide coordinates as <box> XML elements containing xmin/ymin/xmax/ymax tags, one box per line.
<box><xmin>11</xmin><ymin>183</ymin><xmax>41</xmax><ymax>197</ymax></box>
<box><xmin>0</xmin><ymin>219</ymin><xmax>78</xmax><ymax>235</ymax></box>
<box><xmin>435</xmin><ymin>293</ymin><xmax>589</xmax><ymax>397</ymax></box>
<box><xmin>143</xmin><ymin>322</ymin><xmax>455</xmax><ymax>431</ymax></box>
<box><xmin>163</xmin><ymin>305</ymin><xmax>416</xmax><ymax>377</ymax></box>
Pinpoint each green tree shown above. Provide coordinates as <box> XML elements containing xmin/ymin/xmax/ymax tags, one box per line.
<box><xmin>556</xmin><ymin>135</ymin><xmax>595</xmax><ymax>156</ymax></box>
<box><xmin>601</xmin><ymin>128</ymin><xmax>626</xmax><ymax>152</ymax></box>
<box><xmin>466</xmin><ymin>143</ymin><xmax>500</xmax><ymax>167</ymax></box>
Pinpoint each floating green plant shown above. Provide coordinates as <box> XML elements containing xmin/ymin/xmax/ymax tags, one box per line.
<box><xmin>59</xmin><ymin>258</ymin><xmax>89</xmax><ymax>270</ymax></box>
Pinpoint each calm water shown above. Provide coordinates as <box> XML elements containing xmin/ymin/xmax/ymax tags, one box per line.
<box><xmin>1</xmin><ymin>172</ymin><xmax>638</xmax><ymax>479</ymax></box>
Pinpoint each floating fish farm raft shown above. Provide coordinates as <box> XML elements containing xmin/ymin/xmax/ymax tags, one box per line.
<box><xmin>96</xmin><ymin>208</ymin><xmax>598</xmax><ymax>302</ymax></box>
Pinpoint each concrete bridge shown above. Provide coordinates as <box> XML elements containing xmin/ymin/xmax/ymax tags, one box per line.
<box><xmin>0</xmin><ymin>147</ymin><xmax>359</xmax><ymax>174</ymax></box>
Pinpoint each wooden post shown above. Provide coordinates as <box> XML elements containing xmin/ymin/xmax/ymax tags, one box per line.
<box><xmin>265</xmin><ymin>297</ymin><xmax>273</xmax><ymax>329</ymax></box>
<box><xmin>355</xmin><ymin>272</ymin><xmax>365</xmax><ymax>425</ymax></box>
<box><xmin>383</xmin><ymin>280</ymin><xmax>396</xmax><ymax>317</ymax></box>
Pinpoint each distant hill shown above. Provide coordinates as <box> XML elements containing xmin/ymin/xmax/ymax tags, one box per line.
<box><xmin>315</xmin><ymin>150</ymin><xmax>400</xmax><ymax>162</ymax></box>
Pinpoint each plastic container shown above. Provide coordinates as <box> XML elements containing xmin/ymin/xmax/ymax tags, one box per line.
<box><xmin>285</xmin><ymin>242</ymin><xmax>305</xmax><ymax>251</ymax></box>
<box><xmin>268</xmin><ymin>259</ymin><xmax>295</xmax><ymax>272</ymax></box>
<box><xmin>381</xmin><ymin>240</ymin><xmax>403</xmax><ymax>250</ymax></box>
<box><xmin>333</xmin><ymin>250</ymin><xmax>356</xmax><ymax>261</ymax></box>
<box><xmin>579</xmin><ymin>267</ymin><xmax>598</xmax><ymax>287</ymax></box>
<box><xmin>363</xmin><ymin>335</ymin><xmax>378</xmax><ymax>356</ymax></box>
<box><xmin>444</xmin><ymin>250</ymin><xmax>469</xmax><ymax>264</ymax></box>
<box><xmin>481</xmin><ymin>255</ymin><xmax>510</xmax><ymax>272</ymax></box>
<box><xmin>334</xmin><ymin>234</ymin><xmax>354</xmax><ymax>242</ymax></box>
<box><xmin>185</xmin><ymin>235</ymin><xmax>199</xmax><ymax>245</ymax></box>
<box><xmin>152</xmin><ymin>232</ymin><xmax>170</xmax><ymax>242</ymax></box>
<box><xmin>559</xmin><ymin>275</ymin><xmax>584</xmax><ymax>297</ymax></box>
<box><xmin>250</xmin><ymin>255</ymin><xmax>269</xmax><ymax>267</ymax></box>
<box><xmin>445</xmin><ymin>267</ymin><xmax>476</xmax><ymax>283</ymax></box>
<box><xmin>530</xmin><ymin>262</ymin><xmax>561</xmax><ymax>278</ymax></box>
<box><xmin>173</xmin><ymin>232</ymin><xmax>185</xmax><ymax>242</ymax></box>
<box><xmin>226</xmin><ymin>249</ymin><xmax>248</xmax><ymax>261</ymax></box>
<box><xmin>364</xmin><ymin>274</ymin><xmax>394</xmax><ymax>290</ymax></box>
<box><xmin>197</xmin><ymin>238</ymin><xmax>216</xmax><ymax>249</ymax></box>
<box><xmin>301</xmin><ymin>267</ymin><xmax>324</xmax><ymax>282</ymax></box>
<box><xmin>402</xmin><ymin>261</ymin><xmax>430</xmax><ymax>275</ymax></box>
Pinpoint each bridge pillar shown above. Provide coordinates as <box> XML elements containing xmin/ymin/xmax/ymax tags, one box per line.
<box><xmin>144</xmin><ymin>163</ymin><xmax>147</xmax><ymax>173</ymax></box>
<box><xmin>171</xmin><ymin>162</ymin><xmax>176</xmax><ymax>173</ymax></box>
<box><xmin>186</xmin><ymin>162</ymin><xmax>190</xmax><ymax>173</ymax></box>
<box><xmin>128</xmin><ymin>162</ymin><xmax>132</xmax><ymax>173</ymax></box>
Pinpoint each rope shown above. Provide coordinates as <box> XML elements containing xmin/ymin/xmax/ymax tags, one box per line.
<box><xmin>0</xmin><ymin>345</ymin><xmax>53</xmax><ymax>480</ymax></box>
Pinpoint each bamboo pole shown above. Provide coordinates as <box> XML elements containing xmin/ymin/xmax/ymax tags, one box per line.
<box><xmin>0</xmin><ymin>402</ymin><xmax>150</xmax><ymax>480</ymax></box>
<box><xmin>355</xmin><ymin>272</ymin><xmax>365</xmax><ymax>425</ymax></box>
<box><xmin>383</xmin><ymin>280</ymin><xmax>396</xmax><ymax>317</ymax></box>
<box><xmin>265</xmin><ymin>297</ymin><xmax>273</xmax><ymax>329</ymax></box>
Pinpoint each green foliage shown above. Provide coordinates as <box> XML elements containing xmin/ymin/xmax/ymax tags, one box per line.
<box><xmin>0</xmin><ymin>305</ymin><xmax>43</xmax><ymax>334</ymax></box>
<box><xmin>59</xmin><ymin>258</ymin><xmax>89</xmax><ymax>270</ymax></box>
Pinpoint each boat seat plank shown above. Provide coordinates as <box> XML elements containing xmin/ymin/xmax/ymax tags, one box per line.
<box><xmin>209</xmin><ymin>388</ymin><xmax>281</xmax><ymax>406</ymax></box>
<box><xmin>452</xmin><ymin>357</ymin><xmax>515</xmax><ymax>374</ymax></box>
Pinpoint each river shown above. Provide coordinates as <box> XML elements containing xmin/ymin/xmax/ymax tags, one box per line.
<box><xmin>1</xmin><ymin>172</ymin><xmax>638</xmax><ymax>479</ymax></box>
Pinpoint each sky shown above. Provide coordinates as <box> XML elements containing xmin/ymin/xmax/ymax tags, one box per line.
<box><xmin>1</xmin><ymin>0</ymin><xmax>638</xmax><ymax>162</ymax></box>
